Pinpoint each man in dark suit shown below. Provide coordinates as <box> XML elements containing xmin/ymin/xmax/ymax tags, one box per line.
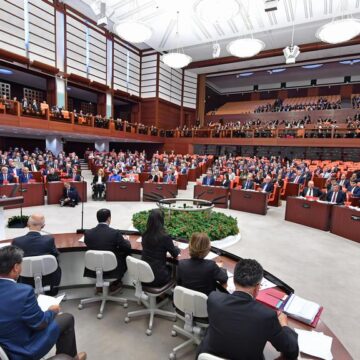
<box><xmin>46</xmin><ymin>167</ymin><xmax>60</xmax><ymax>182</ymax></box>
<box><xmin>0</xmin><ymin>245</ymin><xmax>86</xmax><ymax>360</ymax></box>
<box><xmin>163</xmin><ymin>169</ymin><xmax>176</xmax><ymax>184</ymax></box>
<box><xmin>60</xmin><ymin>182</ymin><xmax>79</xmax><ymax>207</ymax></box>
<box><xmin>301</xmin><ymin>180</ymin><xmax>322</xmax><ymax>197</ymax></box>
<box><xmin>347</xmin><ymin>181</ymin><xmax>360</xmax><ymax>197</ymax></box>
<box><xmin>12</xmin><ymin>214</ymin><xmax>61</xmax><ymax>296</ymax></box>
<box><xmin>260</xmin><ymin>176</ymin><xmax>274</xmax><ymax>193</ymax></box>
<box><xmin>84</xmin><ymin>209</ymin><xmax>131</xmax><ymax>292</ymax></box>
<box><xmin>338</xmin><ymin>173</ymin><xmax>350</xmax><ymax>189</ymax></box>
<box><xmin>198</xmin><ymin>259</ymin><xmax>299</xmax><ymax>360</ymax></box>
<box><xmin>18</xmin><ymin>167</ymin><xmax>33</xmax><ymax>183</ymax></box>
<box><xmin>0</xmin><ymin>166</ymin><xmax>14</xmax><ymax>184</ymax></box>
<box><xmin>326</xmin><ymin>184</ymin><xmax>346</xmax><ymax>204</ymax></box>
<box><xmin>291</xmin><ymin>170</ymin><xmax>305</xmax><ymax>185</ymax></box>
<box><xmin>242</xmin><ymin>174</ymin><xmax>255</xmax><ymax>190</ymax></box>
<box><xmin>202</xmin><ymin>170</ymin><xmax>215</xmax><ymax>186</ymax></box>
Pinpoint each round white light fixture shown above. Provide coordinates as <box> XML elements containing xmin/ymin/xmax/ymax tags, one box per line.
<box><xmin>196</xmin><ymin>0</ymin><xmax>240</xmax><ymax>23</ymax></box>
<box><xmin>316</xmin><ymin>18</ymin><xmax>360</xmax><ymax>44</ymax></box>
<box><xmin>163</xmin><ymin>52</ymin><xmax>192</xmax><ymax>69</ymax></box>
<box><xmin>115</xmin><ymin>21</ymin><xmax>152</xmax><ymax>43</ymax></box>
<box><xmin>227</xmin><ymin>38</ymin><xmax>265</xmax><ymax>58</ymax></box>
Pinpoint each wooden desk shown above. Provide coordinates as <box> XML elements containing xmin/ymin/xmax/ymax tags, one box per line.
<box><xmin>281</xmin><ymin>183</ymin><xmax>300</xmax><ymax>200</ymax></box>
<box><xmin>177</xmin><ymin>174</ymin><xmax>188</xmax><ymax>190</ymax></box>
<box><xmin>139</xmin><ymin>172</ymin><xmax>150</xmax><ymax>185</ymax></box>
<box><xmin>143</xmin><ymin>182</ymin><xmax>178</xmax><ymax>202</ymax></box>
<box><xmin>188</xmin><ymin>168</ymin><xmax>198</xmax><ymax>182</ymax></box>
<box><xmin>30</xmin><ymin>171</ymin><xmax>43</xmax><ymax>183</ymax></box>
<box><xmin>47</xmin><ymin>181</ymin><xmax>87</xmax><ymax>205</ymax></box>
<box><xmin>106</xmin><ymin>182</ymin><xmax>141</xmax><ymax>201</ymax></box>
<box><xmin>194</xmin><ymin>185</ymin><xmax>228</xmax><ymax>209</ymax></box>
<box><xmin>0</xmin><ymin>232</ymin><xmax>351</xmax><ymax>360</ymax></box>
<box><xmin>330</xmin><ymin>206</ymin><xmax>360</xmax><ymax>243</ymax></box>
<box><xmin>0</xmin><ymin>183</ymin><xmax>44</xmax><ymax>209</ymax></box>
<box><xmin>285</xmin><ymin>197</ymin><xmax>332</xmax><ymax>231</ymax></box>
<box><xmin>230</xmin><ymin>189</ymin><xmax>268</xmax><ymax>215</ymax></box>
<box><xmin>313</xmin><ymin>177</ymin><xmax>327</xmax><ymax>189</ymax></box>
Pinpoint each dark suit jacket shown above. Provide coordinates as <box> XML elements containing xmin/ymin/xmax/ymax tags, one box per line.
<box><xmin>148</xmin><ymin>174</ymin><xmax>159</xmax><ymax>182</ymax></box>
<box><xmin>348</xmin><ymin>186</ymin><xmax>360</xmax><ymax>197</ymax></box>
<box><xmin>84</xmin><ymin>224</ymin><xmax>131</xmax><ymax>279</ymax></box>
<box><xmin>242</xmin><ymin>180</ymin><xmax>254</xmax><ymax>190</ymax></box>
<box><xmin>163</xmin><ymin>174</ymin><xmax>176</xmax><ymax>183</ymax></box>
<box><xmin>291</xmin><ymin>175</ymin><xmax>305</xmax><ymax>185</ymax></box>
<box><xmin>221</xmin><ymin>179</ymin><xmax>231</xmax><ymax>188</ymax></box>
<box><xmin>326</xmin><ymin>190</ymin><xmax>346</xmax><ymax>204</ymax></box>
<box><xmin>0</xmin><ymin>280</ymin><xmax>59</xmax><ymax>360</ymax></box>
<box><xmin>12</xmin><ymin>232</ymin><xmax>61</xmax><ymax>294</ymax></box>
<box><xmin>62</xmin><ymin>186</ymin><xmax>79</xmax><ymax>203</ymax></box>
<box><xmin>92</xmin><ymin>175</ymin><xmax>106</xmax><ymax>185</ymax></box>
<box><xmin>261</xmin><ymin>182</ymin><xmax>274</xmax><ymax>193</ymax></box>
<box><xmin>176</xmin><ymin>258</ymin><xmax>228</xmax><ymax>295</ymax></box>
<box><xmin>0</xmin><ymin>173</ymin><xmax>15</xmax><ymax>184</ymax></box>
<box><xmin>301</xmin><ymin>187</ymin><xmax>322</xmax><ymax>197</ymax></box>
<box><xmin>18</xmin><ymin>173</ymin><xmax>33</xmax><ymax>183</ymax></box>
<box><xmin>202</xmin><ymin>176</ymin><xmax>215</xmax><ymax>186</ymax></box>
<box><xmin>46</xmin><ymin>173</ymin><xmax>60</xmax><ymax>182</ymax></box>
<box><xmin>141</xmin><ymin>234</ymin><xmax>180</xmax><ymax>287</ymax></box>
<box><xmin>338</xmin><ymin>179</ymin><xmax>350</xmax><ymax>188</ymax></box>
<box><xmin>199</xmin><ymin>291</ymin><xmax>299</xmax><ymax>360</ymax></box>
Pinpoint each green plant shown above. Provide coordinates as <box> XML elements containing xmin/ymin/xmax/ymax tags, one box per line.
<box><xmin>8</xmin><ymin>215</ymin><xmax>29</xmax><ymax>227</ymax></box>
<box><xmin>132</xmin><ymin>210</ymin><xmax>239</xmax><ymax>241</ymax></box>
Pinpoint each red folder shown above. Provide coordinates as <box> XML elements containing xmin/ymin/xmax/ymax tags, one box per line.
<box><xmin>256</xmin><ymin>288</ymin><xmax>288</xmax><ymax>309</ymax></box>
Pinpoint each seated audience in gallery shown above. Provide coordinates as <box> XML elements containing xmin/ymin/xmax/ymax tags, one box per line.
<box><xmin>176</xmin><ymin>232</ymin><xmax>228</xmax><ymax>295</ymax></box>
<box><xmin>60</xmin><ymin>182</ymin><xmax>80</xmax><ymax>207</ymax></box>
<box><xmin>12</xmin><ymin>214</ymin><xmax>61</xmax><ymax>296</ymax></box>
<box><xmin>141</xmin><ymin>209</ymin><xmax>180</xmax><ymax>287</ymax></box>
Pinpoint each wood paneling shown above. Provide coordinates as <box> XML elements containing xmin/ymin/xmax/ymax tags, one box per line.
<box><xmin>140</xmin><ymin>98</ymin><xmax>156</xmax><ymax>126</ymax></box>
<box><xmin>158</xmin><ymin>99</ymin><xmax>180</xmax><ymax>130</ymax></box>
<box><xmin>197</xmin><ymin>74</ymin><xmax>206</xmax><ymax>125</ymax></box>
<box><xmin>163</xmin><ymin>142</ymin><xmax>193</xmax><ymax>154</ymax></box>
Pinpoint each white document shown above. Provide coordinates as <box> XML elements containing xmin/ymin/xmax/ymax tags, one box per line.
<box><xmin>37</xmin><ymin>294</ymin><xmax>65</xmax><ymax>312</ymax></box>
<box><xmin>78</xmin><ymin>236</ymin><xmax>85</xmax><ymax>243</ymax></box>
<box><xmin>295</xmin><ymin>328</ymin><xmax>333</xmax><ymax>360</ymax></box>
<box><xmin>205</xmin><ymin>252</ymin><xmax>219</xmax><ymax>260</ymax></box>
<box><xmin>284</xmin><ymin>294</ymin><xmax>320</xmax><ymax>324</ymax></box>
<box><xmin>260</xmin><ymin>277</ymin><xmax>277</xmax><ymax>291</ymax></box>
<box><xmin>0</xmin><ymin>242</ymin><xmax>11</xmax><ymax>248</ymax></box>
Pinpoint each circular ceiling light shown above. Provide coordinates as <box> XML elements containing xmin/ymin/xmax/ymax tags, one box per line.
<box><xmin>316</xmin><ymin>18</ymin><xmax>360</xmax><ymax>44</ymax></box>
<box><xmin>115</xmin><ymin>21</ymin><xmax>152</xmax><ymax>43</ymax></box>
<box><xmin>163</xmin><ymin>52</ymin><xmax>192</xmax><ymax>69</ymax></box>
<box><xmin>196</xmin><ymin>0</ymin><xmax>240</xmax><ymax>23</ymax></box>
<box><xmin>227</xmin><ymin>38</ymin><xmax>265</xmax><ymax>58</ymax></box>
<box><xmin>302</xmin><ymin>64</ymin><xmax>323</xmax><ymax>69</ymax></box>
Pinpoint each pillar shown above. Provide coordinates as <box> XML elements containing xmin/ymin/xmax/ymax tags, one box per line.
<box><xmin>196</xmin><ymin>74</ymin><xmax>206</xmax><ymax>126</ymax></box>
<box><xmin>46</xmin><ymin>136</ymin><xmax>63</xmax><ymax>156</ymax></box>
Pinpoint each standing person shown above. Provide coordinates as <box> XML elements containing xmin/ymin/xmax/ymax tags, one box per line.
<box><xmin>0</xmin><ymin>245</ymin><xmax>86</xmax><ymax>360</ymax></box>
<box><xmin>141</xmin><ymin>209</ymin><xmax>180</xmax><ymax>287</ymax></box>
<box><xmin>92</xmin><ymin>168</ymin><xmax>106</xmax><ymax>200</ymax></box>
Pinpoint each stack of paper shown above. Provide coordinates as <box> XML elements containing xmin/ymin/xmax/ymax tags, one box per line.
<box><xmin>37</xmin><ymin>294</ymin><xmax>65</xmax><ymax>312</ymax></box>
<box><xmin>295</xmin><ymin>328</ymin><xmax>333</xmax><ymax>360</ymax></box>
<box><xmin>204</xmin><ymin>252</ymin><xmax>219</xmax><ymax>260</ymax></box>
<box><xmin>284</xmin><ymin>294</ymin><xmax>321</xmax><ymax>325</ymax></box>
<box><xmin>260</xmin><ymin>277</ymin><xmax>276</xmax><ymax>291</ymax></box>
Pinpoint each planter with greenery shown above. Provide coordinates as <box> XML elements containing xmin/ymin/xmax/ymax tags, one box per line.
<box><xmin>8</xmin><ymin>215</ymin><xmax>29</xmax><ymax>229</ymax></box>
<box><xmin>132</xmin><ymin>210</ymin><xmax>239</xmax><ymax>241</ymax></box>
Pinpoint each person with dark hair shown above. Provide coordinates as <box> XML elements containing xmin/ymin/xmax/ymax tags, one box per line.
<box><xmin>176</xmin><ymin>233</ymin><xmax>228</xmax><ymax>295</ymax></box>
<box><xmin>221</xmin><ymin>173</ymin><xmax>231</xmax><ymax>188</ymax></box>
<box><xmin>199</xmin><ymin>258</ymin><xmax>299</xmax><ymax>360</ymax></box>
<box><xmin>84</xmin><ymin>208</ymin><xmax>131</xmax><ymax>292</ymax></box>
<box><xmin>0</xmin><ymin>245</ymin><xmax>86</xmax><ymax>360</ymax></box>
<box><xmin>141</xmin><ymin>209</ymin><xmax>180</xmax><ymax>287</ymax></box>
<box><xmin>60</xmin><ymin>182</ymin><xmax>79</xmax><ymax>207</ymax></box>
<box><xmin>12</xmin><ymin>214</ymin><xmax>61</xmax><ymax>296</ymax></box>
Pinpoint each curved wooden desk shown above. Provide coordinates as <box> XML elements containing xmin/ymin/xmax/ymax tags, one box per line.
<box><xmin>3</xmin><ymin>232</ymin><xmax>350</xmax><ymax>359</ymax></box>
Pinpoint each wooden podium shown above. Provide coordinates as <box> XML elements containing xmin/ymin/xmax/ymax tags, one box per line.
<box><xmin>230</xmin><ymin>189</ymin><xmax>268</xmax><ymax>215</ymax></box>
<box><xmin>0</xmin><ymin>197</ymin><xmax>24</xmax><ymax>240</ymax></box>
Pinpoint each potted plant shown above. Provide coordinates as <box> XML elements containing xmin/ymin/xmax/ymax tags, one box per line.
<box><xmin>8</xmin><ymin>215</ymin><xmax>29</xmax><ymax>229</ymax></box>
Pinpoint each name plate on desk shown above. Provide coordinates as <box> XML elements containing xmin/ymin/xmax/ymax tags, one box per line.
<box><xmin>155</xmin><ymin>186</ymin><xmax>164</xmax><ymax>190</ymax></box>
<box><xmin>302</xmin><ymin>203</ymin><xmax>311</xmax><ymax>209</ymax></box>
<box><xmin>243</xmin><ymin>193</ymin><xmax>252</xmax><ymax>199</ymax></box>
<box><xmin>351</xmin><ymin>215</ymin><xmax>360</xmax><ymax>221</ymax></box>
<box><xmin>120</xmin><ymin>185</ymin><xmax>128</xmax><ymax>189</ymax></box>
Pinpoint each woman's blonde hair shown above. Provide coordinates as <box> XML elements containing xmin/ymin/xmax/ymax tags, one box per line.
<box><xmin>98</xmin><ymin>168</ymin><xmax>104</xmax><ymax>176</ymax></box>
<box><xmin>189</xmin><ymin>232</ymin><xmax>211</xmax><ymax>259</ymax></box>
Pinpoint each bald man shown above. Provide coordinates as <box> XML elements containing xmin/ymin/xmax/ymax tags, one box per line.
<box><xmin>301</xmin><ymin>180</ymin><xmax>322</xmax><ymax>198</ymax></box>
<box><xmin>12</xmin><ymin>214</ymin><xmax>61</xmax><ymax>295</ymax></box>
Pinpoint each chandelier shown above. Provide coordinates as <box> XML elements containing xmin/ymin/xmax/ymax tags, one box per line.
<box><xmin>316</xmin><ymin>18</ymin><xmax>360</xmax><ymax>44</ymax></box>
<box><xmin>115</xmin><ymin>21</ymin><xmax>152</xmax><ymax>44</ymax></box>
<box><xmin>227</xmin><ymin>38</ymin><xmax>265</xmax><ymax>58</ymax></box>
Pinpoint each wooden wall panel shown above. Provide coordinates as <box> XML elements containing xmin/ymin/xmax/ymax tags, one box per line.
<box><xmin>158</xmin><ymin>100</ymin><xmax>180</xmax><ymax>130</ymax></box>
<box><xmin>140</xmin><ymin>98</ymin><xmax>156</xmax><ymax>126</ymax></box>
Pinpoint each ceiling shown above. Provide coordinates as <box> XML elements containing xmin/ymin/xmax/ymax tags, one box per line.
<box><xmin>72</xmin><ymin>0</ymin><xmax>360</xmax><ymax>61</ymax></box>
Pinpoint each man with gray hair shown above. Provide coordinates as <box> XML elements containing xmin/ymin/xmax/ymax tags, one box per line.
<box><xmin>12</xmin><ymin>213</ymin><xmax>61</xmax><ymax>295</ymax></box>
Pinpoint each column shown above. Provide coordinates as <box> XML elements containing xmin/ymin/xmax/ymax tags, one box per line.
<box><xmin>196</xmin><ymin>74</ymin><xmax>206</xmax><ymax>126</ymax></box>
<box><xmin>95</xmin><ymin>140</ymin><xmax>109</xmax><ymax>152</ymax></box>
<box><xmin>106</xmin><ymin>92</ymin><xmax>112</xmax><ymax>118</ymax></box>
<box><xmin>46</xmin><ymin>136</ymin><xmax>63</xmax><ymax>156</ymax></box>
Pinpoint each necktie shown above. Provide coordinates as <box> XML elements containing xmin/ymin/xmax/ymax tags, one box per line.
<box><xmin>331</xmin><ymin>192</ymin><xmax>337</xmax><ymax>203</ymax></box>
<box><xmin>352</xmin><ymin>188</ymin><xmax>355</xmax><ymax>194</ymax></box>
<box><xmin>246</xmin><ymin>181</ymin><xmax>249</xmax><ymax>189</ymax></box>
<box><xmin>308</xmin><ymin>189</ymin><xmax>313</xmax><ymax>197</ymax></box>
<box><xmin>263</xmin><ymin>184</ymin><xmax>267</xmax><ymax>192</ymax></box>
<box><xmin>295</xmin><ymin>176</ymin><xmax>299</xmax><ymax>183</ymax></box>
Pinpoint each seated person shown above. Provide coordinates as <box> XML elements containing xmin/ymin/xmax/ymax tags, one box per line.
<box><xmin>72</xmin><ymin>169</ymin><xmax>81</xmax><ymax>182</ymax></box>
<box><xmin>92</xmin><ymin>168</ymin><xmax>106</xmax><ymax>200</ymax></box>
<box><xmin>84</xmin><ymin>209</ymin><xmax>131</xmax><ymax>292</ymax></box>
<box><xmin>46</xmin><ymin>167</ymin><xmax>60</xmax><ymax>182</ymax></box>
<box><xmin>163</xmin><ymin>169</ymin><xmax>176</xmax><ymax>184</ymax></box>
<box><xmin>0</xmin><ymin>166</ymin><xmax>15</xmax><ymax>184</ymax></box>
<box><xmin>301</xmin><ymin>180</ymin><xmax>322</xmax><ymax>198</ymax></box>
<box><xmin>108</xmin><ymin>169</ymin><xmax>121</xmax><ymax>182</ymax></box>
<box><xmin>347</xmin><ymin>180</ymin><xmax>360</xmax><ymax>197</ymax></box>
<box><xmin>198</xmin><ymin>259</ymin><xmax>299</xmax><ymax>360</ymax></box>
<box><xmin>141</xmin><ymin>209</ymin><xmax>180</xmax><ymax>287</ymax></box>
<box><xmin>221</xmin><ymin>173</ymin><xmax>231</xmax><ymax>188</ymax></box>
<box><xmin>338</xmin><ymin>173</ymin><xmax>350</xmax><ymax>188</ymax></box>
<box><xmin>60</xmin><ymin>182</ymin><xmax>79</xmax><ymax>207</ymax></box>
<box><xmin>12</xmin><ymin>214</ymin><xmax>61</xmax><ymax>296</ymax></box>
<box><xmin>0</xmin><ymin>245</ymin><xmax>86</xmax><ymax>360</ymax></box>
<box><xmin>291</xmin><ymin>170</ymin><xmax>305</xmax><ymax>184</ymax></box>
<box><xmin>177</xmin><ymin>232</ymin><xmax>228</xmax><ymax>295</ymax></box>
<box><xmin>18</xmin><ymin>167</ymin><xmax>33</xmax><ymax>183</ymax></box>
<box><xmin>242</xmin><ymin>174</ymin><xmax>255</xmax><ymax>190</ymax></box>
<box><xmin>260</xmin><ymin>176</ymin><xmax>274</xmax><ymax>193</ymax></box>
<box><xmin>326</xmin><ymin>184</ymin><xmax>346</xmax><ymax>204</ymax></box>
<box><xmin>148</xmin><ymin>169</ymin><xmax>159</xmax><ymax>183</ymax></box>
<box><xmin>227</xmin><ymin>168</ymin><xmax>236</xmax><ymax>181</ymax></box>
<box><xmin>202</xmin><ymin>170</ymin><xmax>215</xmax><ymax>186</ymax></box>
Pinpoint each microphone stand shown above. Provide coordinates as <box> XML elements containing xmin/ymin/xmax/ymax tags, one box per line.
<box><xmin>76</xmin><ymin>174</ymin><xmax>86</xmax><ymax>234</ymax></box>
